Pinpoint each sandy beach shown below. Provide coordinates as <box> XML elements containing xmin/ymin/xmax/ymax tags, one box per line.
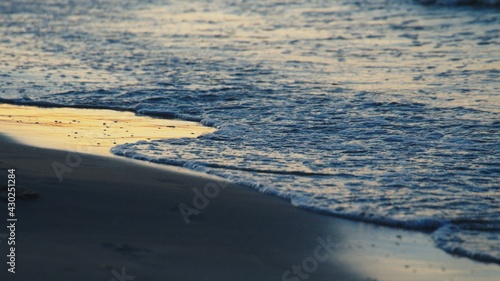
<box><xmin>0</xmin><ymin>130</ymin><xmax>498</xmax><ymax>281</ymax></box>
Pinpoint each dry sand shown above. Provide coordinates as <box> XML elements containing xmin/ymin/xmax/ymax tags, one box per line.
<box><xmin>0</xmin><ymin>105</ymin><xmax>498</xmax><ymax>281</ymax></box>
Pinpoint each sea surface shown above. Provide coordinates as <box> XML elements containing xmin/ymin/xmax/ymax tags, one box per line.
<box><xmin>0</xmin><ymin>0</ymin><xmax>499</xmax><ymax>264</ymax></box>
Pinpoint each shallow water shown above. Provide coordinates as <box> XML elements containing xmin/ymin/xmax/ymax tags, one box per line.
<box><xmin>0</xmin><ymin>0</ymin><xmax>499</xmax><ymax>264</ymax></box>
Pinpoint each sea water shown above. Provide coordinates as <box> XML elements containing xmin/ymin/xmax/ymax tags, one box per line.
<box><xmin>0</xmin><ymin>0</ymin><xmax>498</xmax><ymax>264</ymax></box>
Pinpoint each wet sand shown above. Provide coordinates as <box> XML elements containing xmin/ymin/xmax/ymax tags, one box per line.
<box><xmin>0</xmin><ymin>103</ymin><xmax>215</xmax><ymax>155</ymax></box>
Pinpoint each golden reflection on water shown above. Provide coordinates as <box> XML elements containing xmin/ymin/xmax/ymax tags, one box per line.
<box><xmin>0</xmin><ymin>104</ymin><xmax>215</xmax><ymax>155</ymax></box>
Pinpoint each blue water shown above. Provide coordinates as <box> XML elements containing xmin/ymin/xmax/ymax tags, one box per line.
<box><xmin>0</xmin><ymin>0</ymin><xmax>499</xmax><ymax>264</ymax></box>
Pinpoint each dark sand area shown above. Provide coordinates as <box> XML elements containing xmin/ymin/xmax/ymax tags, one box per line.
<box><xmin>0</xmin><ymin>134</ymin><xmax>498</xmax><ymax>281</ymax></box>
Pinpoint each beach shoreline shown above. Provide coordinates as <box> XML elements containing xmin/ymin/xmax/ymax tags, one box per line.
<box><xmin>1</xmin><ymin>0</ymin><xmax>498</xmax><ymax>279</ymax></box>
<box><xmin>0</xmin><ymin>133</ymin><xmax>498</xmax><ymax>281</ymax></box>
